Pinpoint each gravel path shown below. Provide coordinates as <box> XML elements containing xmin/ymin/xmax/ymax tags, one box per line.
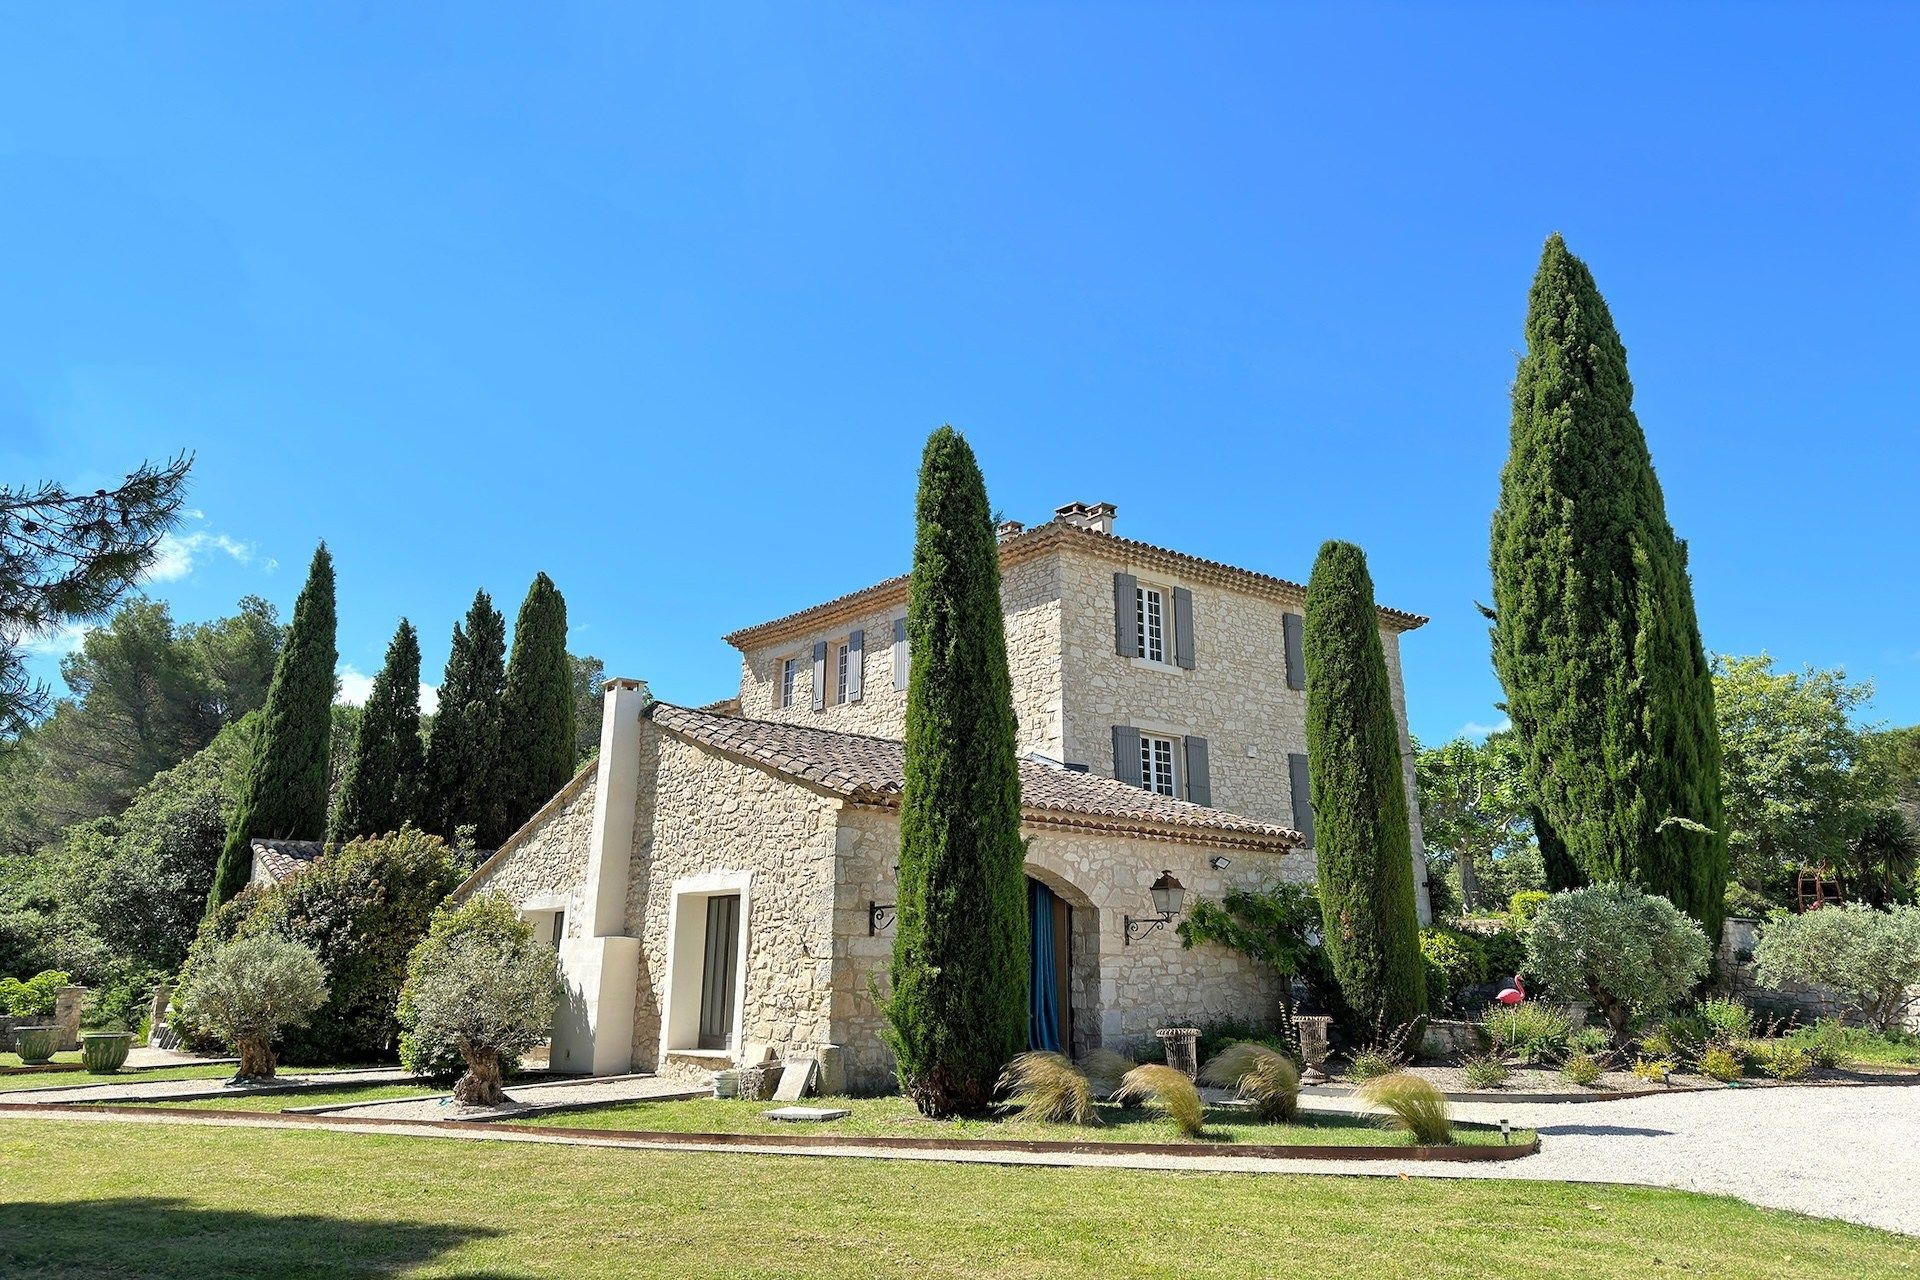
<box><xmin>308</xmin><ymin>1073</ymin><xmax>704</xmax><ymax>1121</ymax></box>
<box><xmin>15</xmin><ymin>1066</ymin><xmax>411</xmax><ymax>1105</ymax></box>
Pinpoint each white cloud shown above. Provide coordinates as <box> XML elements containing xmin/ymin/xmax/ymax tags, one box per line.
<box><xmin>144</xmin><ymin>529</ymin><xmax>260</xmax><ymax>584</ymax></box>
<box><xmin>335</xmin><ymin>663</ymin><xmax>439</xmax><ymax>715</ymax></box>
<box><xmin>1458</xmin><ymin>717</ymin><xmax>1512</xmax><ymax>740</ymax></box>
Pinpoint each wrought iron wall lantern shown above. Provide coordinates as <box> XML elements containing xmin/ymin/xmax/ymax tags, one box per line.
<box><xmin>1123</xmin><ymin>869</ymin><xmax>1186</xmax><ymax>945</ymax></box>
<box><xmin>869</xmin><ymin>901</ymin><xmax>897</xmax><ymax>935</ymax></box>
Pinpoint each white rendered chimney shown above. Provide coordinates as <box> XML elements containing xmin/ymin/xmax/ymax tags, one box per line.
<box><xmin>1053</xmin><ymin>501</ymin><xmax>1117</xmax><ymax>535</ymax></box>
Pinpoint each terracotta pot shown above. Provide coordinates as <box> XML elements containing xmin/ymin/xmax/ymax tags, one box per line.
<box><xmin>13</xmin><ymin>1026</ymin><xmax>57</xmax><ymax>1065</ymax></box>
<box><xmin>82</xmin><ymin>1032</ymin><xmax>133</xmax><ymax>1073</ymax></box>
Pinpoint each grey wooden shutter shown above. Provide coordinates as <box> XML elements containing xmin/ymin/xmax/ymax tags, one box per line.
<box><xmin>1173</xmin><ymin>587</ymin><xmax>1196</xmax><ymax>669</ymax></box>
<box><xmin>1113</xmin><ymin>572</ymin><xmax>1137</xmax><ymax>656</ymax></box>
<box><xmin>846</xmin><ymin>629</ymin><xmax>864</xmax><ymax>702</ymax></box>
<box><xmin>1288</xmin><ymin>752</ymin><xmax>1314</xmax><ymax>843</ymax></box>
<box><xmin>1112</xmin><ymin>725</ymin><xmax>1142</xmax><ymax>787</ymax></box>
<box><xmin>1183</xmin><ymin>736</ymin><xmax>1211</xmax><ymax>806</ymax></box>
<box><xmin>811</xmin><ymin>641</ymin><xmax>827</xmax><ymax>711</ymax></box>
<box><xmin>1283</xmin><ymin>612</ymin><xmax>1305</xmax><ymax>691</ymax></box>
<box><xmin>892</xmin><ymin>616</ymin><xmax>909</xmax><ymax>690</ymax></box>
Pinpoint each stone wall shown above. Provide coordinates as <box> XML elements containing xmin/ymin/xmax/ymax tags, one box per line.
<box><xmin>463</xmin><ymin>770</ymin><xmax>599</xmax><ymax>947</ymax></box>
<box><xmin>830</xmin><ymin>804</ymin><xmax>1311</xmax><ymax>1093</ymax></box>
<box><xmin>622</xmin><ymin>725</ymin><xmax>844</xmax><ymax>1072</ymax></box>
<box><xmin>733</xmin><ymin>555</ymin><xmax>1066</xmax><ymax>759</ymax></box>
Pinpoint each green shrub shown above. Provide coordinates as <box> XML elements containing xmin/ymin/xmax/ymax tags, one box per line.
<box><xmin>236</xmin><ymin>826</ymin><xmax>462</xmax><ymax>1064</ymax></box>
<box><xmin>176</xmin><ymin>934</ymin><xmax>328</xmax><ymax>1079</ymax></box>
<box><xmin>1420</xmin><ymin>927</ymin><xmax>1489</xmax><ymax>1011</ymax></box>
<box><xmin>1525</xmin><ymin>886</ymin><xmax>1711</xmax><ymax>1036</ymax></box>
<box><xmin>1700</xmin><ymin>998</ymin><xmax>1754</xmax><ymax>1042</ymax></box>
<box><xmin>1476</xmin><ymin>928</ymin><xmax>1528</xmax><ymax>985</ymax></box>
<box><xmin>1561</xmin><ymin>1052</ymin><xmax>1605</xmax><ymax>1087</ymax></box>
<box><xmin>997</xmin><ymin>1051</ymin><xmax>1099</xmax><ymax>1126</ymax></box>
<box><xmin>1194</xmin><ymin>1018</ymin><xmax>1294</xmax><ymax>1069</ymax></box>
<box><xmin>2</xmin><ymin>969</ymin><xmax>71</xmax><ymax>1018</ymax></box>
<box><xmin>1723</xmin><ymin>882</ymin><xmax>1775</xmax><ymax>920</ymax></box>
<box><xmin>1508</xmin><ymin>891</ymin><xmax>1550</xmax><ymax>924</ymax></box>
<box><xmin>1112</xmin><ymin>1063</ymin><xmax>1205</xmax><ymax>1137</ymax></box>
<box><xmin>1569</xmin><ymin>1026</ymin><xmax>1611</xmax><ymax>1056</ymax></box>
<box><xmin>1753</xmin><ymin>904</ymin><xmax>1920</xmax><ymax>1033</ymax></box>
<box><xmin>396</xmin><ymin>895</ymin><xmax>560</xmax><ymax>1106</ymax></box>
<box><xmin>1785</xmin><ymin>1020</ymin><xmax>1849</xmax><ymax>1069</ymax></box>
<box><xmin>82</xmin><ymin>967</ymin><xmax>165</xmax><ymax>1033</ymax></box>
<box><xmin>1346</xmin><ymin>1049</ymin><xmax>1400</xmax><ymax>1081</ymax></box>
<box><xmin>1200</xmin><ymin>1042</ymin><xmax>1301</xmax><ymax>1121</ymax></box>
<box><xmin>1356</xmin><ymin>1071</ymin><xmax>1452</xmax><ymax>1144</ymax></box>
<box><xmin>1753</xmin><ymin>1041</ymin><xmax>1811</xmax><ymax>1081</ymax></box>
<box><xmin>1699</xmin><ymin>1045</ymin><xmax>1743</xmax><ymax>1083</ymax></box>
<box><xmin>1631</xmin><ymin>1056</ymin><xmax>1676</xmax><ymax>1083</ymax></box>
<box><xmin>1460</xmin><ymin>1053</ymin><xmax>1510</xmax><ymax>1089</ymax></box>
<box><xmin>1481</xmin><ymin>1002</ymin><xmax>1571</xmax><ymax>1062</ymax></box>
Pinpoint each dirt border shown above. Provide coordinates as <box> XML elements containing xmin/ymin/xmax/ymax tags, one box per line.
<box><xmin>0</xmin><ymin>1099</ymin><xmax>1540</xmax><ymax>1163</ymax></box>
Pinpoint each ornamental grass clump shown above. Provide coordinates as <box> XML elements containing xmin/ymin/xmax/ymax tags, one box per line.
<box><xmin>1112</xmin><ymin>1063</ymin><xmax>1206</xmax><ymax>1137</ymax></box>
<box><xmin>1481</xmin><ymin>1001</ymin><xmax>1571</xmax><ymax>1062</ymax></box>
<box><xmin>1199</xmin><ymin>1042</ymin><xmax>1300</xmax><ymax>1122</ymax></box>
<box><xmin>1355</xmin><ymin>1071</ymin><xmax>1452</xmax><ymax>1145</ymax></box>
<box><xmin>1077</xmin><ymin>1047</ymin><xmax>1135</xmax><ymax>1095</ymax></box>
<box><xmin>996</xmin><ymin>1052</ymin><xmax>1099</xmax><ymax>1126</ymax></box>
<box><xmin>1460</xmin><ymin>1053</ymin><xmax>1511</xmax><ymax>1090</ymax></box>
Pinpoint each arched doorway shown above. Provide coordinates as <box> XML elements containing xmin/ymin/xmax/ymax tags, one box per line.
<box><xmin>1027</xmin><ymin>875</ymin><xmax>1074</xmax><ymax>1052</ymax></box>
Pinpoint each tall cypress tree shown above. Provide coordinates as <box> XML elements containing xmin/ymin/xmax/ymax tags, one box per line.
<box><xmin>207</xmin><ymin>543</ymin><xmax>338</xmax><ymax>912</ymax></box>
<box><xmin>885</xmin><ymin>426</ymin><xmax>1027</xmax><ymax>1118</ymax></box>
<box><xmin>330</xmin><ymin>618</ymin><xmax>425</xmax><ymax>843</ymax></box>
<box><xmin>423</xmin><ymin>591</ymin><xmax>508</xmax><ymax>848</ymax></box>
<box><xmin>1489</xmin><ymin>234</ymin><xmax>1727</xmax><ymax>939</ymax></box>
<box><xmin>500</xmin><ymin>572</ymin><xmax>574</xmax><ymax>837</ymax></box>
<box><xmin>1303</xmin><ymin>540</ymin><xmax>1426</xmax><ymax>1035</ymax></box>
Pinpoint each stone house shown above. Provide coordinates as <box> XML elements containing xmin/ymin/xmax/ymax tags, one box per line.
<box><xmin>455</xmin><ymin>502</ymin><xmax>1430</xmax><ymax>1092</ymax></box>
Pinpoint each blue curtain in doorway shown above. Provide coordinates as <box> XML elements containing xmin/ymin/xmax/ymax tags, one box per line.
<box><xmin>1028</xmin><ymin>879</ymin><xmax>1062</xmax><ymax>1052</ymax></box>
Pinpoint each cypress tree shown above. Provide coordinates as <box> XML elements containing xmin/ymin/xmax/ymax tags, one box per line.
<box><xmin>329</xmin><ymin>618</ymin><xmax>425</xmax><ymax>843</ymax></box>
<box><xmin>423</xmin><ymin>591</ymin><xmax>508</xmax><ymax>848</ymax></box>
<box><xmin>500</xmin><ymin>572</ymin><xmax>574</xmax><ymax>836</ymax></box>
<box><xmin>1489</xmin><ymin>234</ymin><xmax>1727</xmax><ymax>939</ymax></box>
<box><xmin>207</xmin><ymin>543</ymin><xmax>338</xmax><ymax>912</ymax></box>
<box><xmin>885</xmin><ymin>426</ymin><xmax>1027</xmax><ymax>1118</ymax></box>
<box><xmin>1304</xmin><ymin>539</ymin><xmax>1426</xmax><ymax>1035</ymax></box>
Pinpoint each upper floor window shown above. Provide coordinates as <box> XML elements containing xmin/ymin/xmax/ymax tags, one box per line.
<box><xmin>1136</xmin><ymin>586</ymin><xmax>1166</xmax><ymax>663</ymax></box>
<box><xmin>1140</xmin><ymin>733</ymin><xmax>1177</xmax><ymax>797</ymax></box>
<box><xmin>778</xmin><ymin>657</ymin><xmax>800</xmax><ymax>709</ymax></box>
<box><xmin>834</xmin><ymin>641</ymin><xmax>852</xmax><ymax>705</ymax></box>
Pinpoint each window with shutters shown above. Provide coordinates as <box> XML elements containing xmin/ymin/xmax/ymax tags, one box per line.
<box><xmin>834</xmin><ymin>642</ymin><xmax>852</xmax><ymax>705</ymax></box>
<box><xmin>1140</xmin><ymin>733</ymin><xmax>1177</xmax><ymax>797</ymax></box>
<box><xmin>1136</xmin><ymin>586</ymin><xmax>1166</xmax><ymax>663</ymax></box>
<box><xmin>778</xmin><ymin>657</ymin><xmax>800</xmax><ymax>709</ymax></box>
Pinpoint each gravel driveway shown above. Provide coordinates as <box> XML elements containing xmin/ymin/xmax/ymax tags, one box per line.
<box><xmin>1319</xmin><ymin>1083</ymin><xmax>1920</xmax><ymax>1236</ymax></box>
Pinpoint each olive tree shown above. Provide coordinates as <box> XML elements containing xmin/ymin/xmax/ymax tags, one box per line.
<box><xmin>397</xmin><ymin>895</ymin><xmax>558</xmax><ymax>1106</ymax></box>
<box><xmin>1525</xmin><ymin>884</ymin><xmax>1710</xmax><ymax>1037</ymax></box>
<box><xmin>1754</xmin><ymin>903</ymin><xmax>1920</xmax><ymax>1033</ymax></box>
<box><xmin>175</xmin><ymin>934</ymin><xmax>328</xmax><ymax>1080</ymax></box>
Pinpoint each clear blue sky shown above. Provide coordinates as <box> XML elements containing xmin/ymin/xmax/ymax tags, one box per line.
<box><xmin>5</xmin><ymin>5</ymin><xmax>1917</xmax><ymax>745</ymax></box>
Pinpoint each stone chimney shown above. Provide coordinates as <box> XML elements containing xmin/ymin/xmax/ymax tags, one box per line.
<box><xmin>1053</xmin><ymin>501</ymin><xmax>1117</xmax><ymax>535</ymax></box>
<box><xmin>995</xmin><ymin>519</ymin><xmax>1026</xmax><ymax>541</ymax></box>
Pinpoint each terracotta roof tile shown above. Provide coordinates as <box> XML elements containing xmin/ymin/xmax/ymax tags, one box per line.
<box><xmin>648</xmin><ymin>703</ymin><xmax>1304</xmax><ymax>851</ymax></box>
<box><xmin>249</xmin><ymin>839</ymin><xmax>325</xmax><ymax>884</ymax></box>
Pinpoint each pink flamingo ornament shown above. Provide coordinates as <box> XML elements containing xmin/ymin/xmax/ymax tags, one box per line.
<box><xmin>1494</xmin><ymin>974</ymin><xmax>1526</xmax><ymax>1006</ymax></box>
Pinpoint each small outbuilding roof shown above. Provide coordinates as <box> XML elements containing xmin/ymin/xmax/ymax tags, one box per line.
<box><xmin>249</xmin><ymin>838</ymin><xmax>327</xmax><ymax>884</ymax></box>
<box><xmin>649</xmin><ymin>703</ymin><xmax>1305</xmax><ymax>852</ymax></box>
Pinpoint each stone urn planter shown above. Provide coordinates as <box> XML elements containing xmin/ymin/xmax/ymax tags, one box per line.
<box><xmin>81</xmin><ymin>1031</ymin><xmax>134</xmax><ymax>1073</ymax></box>
<box><xmin>13</xmin><ymin>1025</ymin><xmax>58</xmax><ymax>1065</ymax></box>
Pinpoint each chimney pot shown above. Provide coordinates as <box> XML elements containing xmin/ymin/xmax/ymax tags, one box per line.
<box><xmin>1054</xmin><ymin>502</ymin><xmax>1117</xmax><ymax>535</ymax></box>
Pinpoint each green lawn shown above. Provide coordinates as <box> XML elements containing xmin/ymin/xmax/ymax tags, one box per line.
<box><xmin>506</xmin><ymin>1093</ymin><xmax>1530</xmax><ymax>1147</ymax></box>
<box><xmin>0</xmin><ymin>1063</ymin><xmax>361</xmax><ymax>1094</ymax></box>
<box><xmin>0</xmin><ymin>1117</ymin><xmax>1913</xmax><ymax>1278</ymax></box>
<box><xmin>1785</xmin><ymin>1025</ymin><xmax>1920</xmax><ymax>1069</ymax></box>
<box><xmin>128</xmin><ymin>1082</ymin><xmax>448</xmax><ymax>1112</ymax></box>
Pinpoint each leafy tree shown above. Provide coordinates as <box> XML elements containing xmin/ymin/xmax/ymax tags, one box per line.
<box><xmin>1414</xmin><ymin>732</ymin><xmax>1540</xmax><ymax>913</ymax></box>
<box><xmin>233</xmin><ymin>826</ymin><xmax>462</xmax><ymax>1063</ymax></box>
<box><xmin>175</xmin><ymin>933</ymin><xmax>327</xmax><ymax>1080</ymax></box>
<box><xmin>1</xmin><ymin>454</ymin><xmax>191</xmax><ymax>735</ymax></box>
<box><xmin>1525</xmin><ymin>884</ymin><xmax>1711</xmax><ymax>1037</ymax></box>
<box><xmin>1304</xmin><ymin>539</ymin><xmax>1426</xmax><ymax>1036</ymax></box>
<box><xmin>208</xmin><ymin>544</ymin><xmax>337</xmax><ymax>913</ymax></box>
<box><xmin>1754</xmin><ymin>904</ymin><xmax>1920</xmax><ymax>1033</ymax></box>
<box><xmin>397</xmin><ymin>895</ymin><xmax>559</xmax><ymax>1106</ymax></box>
<box><xmin>330</xmin><ymin>620</ymin><xmax>426</xmax><ymax>843</ymax></box>
<box><xmin>424</xmin><ymin>591</ymin><xmax>507</xmax><ymax>848</ymax></box>
<box><xmin>1177</xmin><ymin>880</ymin><xmax>1335</xmax><ymax>1025</ymax></box>
<box><xmin>1488</xmin><ymin>234</ymin><xmax>1726</xmax><ymax>939</ymax></box>
<box><xmin>500</xmin><ymin>574</ymin><xmax>573</xmax><ymax>838</ymax></box>
<box><xmin>570</xmin><ymin>653</ymin><xmax>605</xmax><ymax>763</ymax></box>
<box><xmin>1848</xmin><ymin>808</ymin><xmax>1918</xmax><ymax>908</ymax></box>
<box><xmin>884</xmin><ymin>426</ymin><xmax>1027</xmax><ymax>1118</ymax></box>
<box><xmin>0</xmin><ymin>595</ymin><xmax>281</xmax><ymax>854</ymax></box>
